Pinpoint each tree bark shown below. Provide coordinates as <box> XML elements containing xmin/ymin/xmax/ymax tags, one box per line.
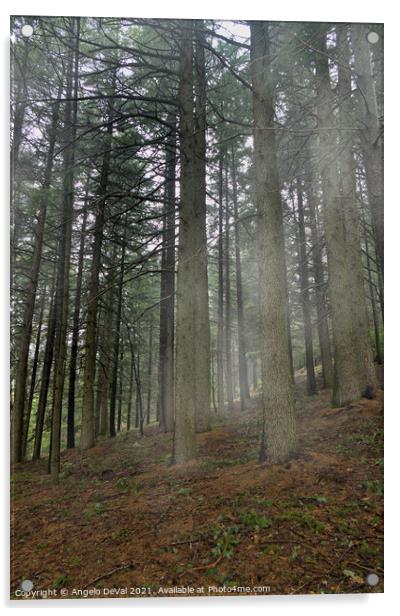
<box><xmin>193</xmin><ymin>23</ymin><xmax>211</xmax><ymax>432</ymax></box>
<box><xmin>109</xmin><ymin>236</ymin><xmax>126</xmax><ymax>438</ymax></box>
<box><xmin>21</xmin><ymin>290</ymin><xmax>45</xmax><ymax>458</ymax></box>
<box><xmin>217</xmin><ymin>151</ymin><xmax>225</xmax><ymax>413</ymax></box>
<box><xmin>250</xmin><ymin>21</ymin><xmax>296</xmax><ymax>463</ymax></box>
<box><xmin>173</xmin><ymin>20</ymin><xmax>198</xmax><ymax>463</ymax></box>
<box><xmin>32</xmin><ymin>286</ymin><xmax>56</xmax><ymax>461</ymax></box>
<box><xmin>336</xmin><ymin>24</ymin><xmax>377</xmax><ymax>396</ymax></box>
<box><xmin>11</xmin><ymin>86</ymin><xmax>62</xmax><ymax>464</ymax></box>
<box><xmin>134</xmin><ymin>340</ymin><xmax>144</xmax><ymax>436</ymax></box>
<box><xmin>117</xmin><ymin>348</ymin><xmax>124</xmax><ymax>431</ymax></box>
<box><xmin>49</xmin><ymin>18</ymin><xmax>80</xmax><ymax>483</ymax></box>
<box><xmin>66</xmin><ymin>202</ymin><xmax>88</xmax><ymax>448</ymax></box>
<box><xmin>224</xmin><ymin>162</ymin><xmax>234</xmax><ymax>411</ymax></box>
<box><xmin>303</xmin><ymin>155</ymin><xmax>333</xmax><ymax>389</ymax></box>
<box><xmin>81</xmin><ymin>81</ymin><xmax>115</xmax><ymax>450</ymax></box>
<box><xmin>146</xmin><ymin>321</ymin><xmax>153</xmax><ymax>425</ymax></box>
<box><xmin>363</xmin><ymin>212</ymin><xmax>383</xmax><ymax>365</ymax></box>
<box><xmin>295</xmin><ymin>182</ymin><xmax>317</xmax><ymax>395</ymax></box>
<box><xmin>158</xmin><ymin>116</ymin><xmax>176</xmax><ymax>433</ymax></box>
<box><xmin>231</xmin><ymin>146</ymin><xmax>250</xmax><ymax>409</ymax></box>
<box><xmin>351</xmin><ymin>24</ymin><xmax>384</xmax><ymax>281</ymax></box>
<box><xmin>127</xmin><ymin>337</ymin><xmax>135</xmax><ymax>431</ymax></box>
<box><xmin>314</xmin><ymin>26</ymin><xmax>373</xmax><ymax>407</ymax></box>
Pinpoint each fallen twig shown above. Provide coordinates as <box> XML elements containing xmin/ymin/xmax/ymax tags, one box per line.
<box><xmin>177</xmin><ymin>555</ymin><xmax>223</xmax><ymax>577</ymax></box>
<box><xmin>290</xmin><ymin>543</ymin><xmax>354</xmax><ymax>594</ymax></box>
<box><xmin>83</xmin><ymin>561</ymin><xmax>141</xmax><ymax>589</ymax></box>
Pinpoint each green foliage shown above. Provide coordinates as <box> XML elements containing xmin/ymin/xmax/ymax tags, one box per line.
<box><xmin>210</xmin><ymin>524</ymin><xmax>240</xmax><ymax>559</ymax></box>
<box><xmin>176</xmin><ymin>486</ymin><xmax>192</xmax><ymax>496</ymax></box>
<box><xmin>288</xmin><ymin>544</ymin><xmax>301</xmax><ymax>562</ymax></box>
<box><xmin>116</xmin><ymin>477</ymin><xmax>129</xmax><ymax>492</ymax></box>
<box><xmin>111</xmin><ymin>528</ymin><xmax>132</xmax><ymax>541</ymax></box>
<box><xmin>53</xmin><ymin>573</ymin><xmax>74</xmax><ymax>588</ymax></box>
<box><xmin>361</xmin><ymin>480</ymin><xmax>383</xmax><ymax>496</ymax></box>
<box><xmin>254</xmin><ymin>498</ymin><xmax>273</xmax><ymax>507</ymax></box>
<box><xmin>238</xmin><ymin>508</ymin><xmax>273</xmax><ymax>530</ymax></box>
<box><xmin>279</xmin><ymin>510</ymin><xmax>325</xmax><ymax>533</ymax></box>
<box><xmin>85</xmin><ymin>502</ymin><xmax>105</xmax><ymax>519</ymax></box>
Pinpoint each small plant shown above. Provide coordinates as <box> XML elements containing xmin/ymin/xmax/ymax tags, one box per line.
<box><xmin>53</xmin><ymin>573</ymin><xmax>74</xmax><ymax>588</ymax></box>
<box><xmin>361</xmin><ymin>480</ymin><xmax>383</xmax><ymax>496</ymax></box>
<box><xmin>238</xmin><ymin>509</ymin><xmax>273</xmax><ymax>530</ymax></box>
<box><xmin>359</xmin><ymin>540</ymin><xmax>377</xmax><ymax>556</ymax></box>
<box><xmin>111</xmin><ymin>527</ymin><xmax>131</xmax><ymax>541</ymax></box>
<box><xmin>255</xmin><ymin>498</ymin><xmax>273</xmax><ymax>507</ymax></box>
<box><xmin>116</xmin><ymin>477</ymin><xmax>129</xmax><ymax>491</ymax></box>
<box><xmin>85</xmin><ymin>502</ymin><xmax>105</xmax><ymax>519</ymax></box>
<box><xmin>279</xmin><ymin>510</ymin><xmax>325</xmax><ymax>533</ymax></box>
<box><xmin>288</xmin><ymin>544</ymin><xmax>301</xmax><ymax>562</ymax></box>
<box><xmin>211</xmin><ymin>524</ymin><xmax>240</xmax><ymax>559</ymax></box>
<box><xmin>177</xmin><ymin>486</ymin><xmax>192</xmax><ymax>496</ymax></box>
<box><xmin>299</xmin><ymin>512</ymin><xmax>325</xmax><ymax>533</ymax></box>
<box><xmin>130</xmin><ymin>482</ymin><xmax>141</xmax><ymax>495</ymax></box>
<box><xmin>336</xmin><ymin>444</ymin><xmax>350</xmax><ymax>454</ymax></box>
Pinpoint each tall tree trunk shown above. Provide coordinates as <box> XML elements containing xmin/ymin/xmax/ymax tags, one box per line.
<box><xmin>109</xmin><ymin>236</ymin><xmax>126</xmax><ymax>438</ymax></box>
<box><xmin>250</xmin><ymin>21</ymin><xmax>296</xmax><ymax>464</ymax></box>
<box><xmin>117</xmin><ymin>348</ymin><xmax>124</xmax><ymax>431</ymax></box>
<box><xmin>81</xmin><ymin>81</ymin><xmax>115</xmax><ymax>450</ymax></box>
<box><xmin>224</xmin><ymin>163</ymin><xmax>234</xmax><ymax>411</ymax></box>
<box><xmin>158</xmin><ymin>116</ymin><xmax>176</xmax><ymax>433</ymax></box>
<box><xmin>11</xmin><ymin>40</ymin><xmax>29</xmax><ymax>285</ymax></box>
<box><xmin>336</xmin><ymin>25</ymin><xmax>377</xmax><ymax>396</ymax></box>
<box><xmin>11</xmin><ymin>87</ymin><xmax>62</xmax><ymax>464</ymax></box>
<box><xmin>146</xmin><ymin>321</ymin><xmax>153</xmax><ymax>425</ymax></box>
<box><xmin>10</xmin><ymin>40</ymin><xmax>29</xmax><ymax>167</ymax></box>
<box><xmin>21</xmin><ymin>290</ymin><xmax>45</xmax><ymax>458</ymax></box>
<box><xmin>66</xmin><ymin>201</ymin><xmax>88</xmax><ymax>449</ymax></box>
<box><xmin>98</xmin><ymin>250</ymin><xmax>116</xmax><ymax>437</ymax></box>
<box><xmin>231</xmin><ymin>146</ymin><xmax>250</xmax><ymax>409</ymax></box>
<box><xmin>363</xmin><ymin>213</ymin><xmax>383</xmax><ymax>365</ymax></box>
<box><xmin>295</xmin><ymin>182</ymin><xmax>317</xmax><ymax>395</ymax></box>
<box><xmin>303</xmin><ymin>155</ymin><xmax>333</xmax><ymax>389</ymax></box>
<box><xmin>32</xmin><ymin>286</ymin><xmax>56</xmax><ymax>461</ymax></box>
<box><xmin>351</xmin><ymin>24</ymin><xmax>384</xmax><ymax>282</ymax></box>
<box><xmin>173</xmin><ymin>20</ymin><xmax>198</xmax><ymax>463</ymax></box>
<box><xmin>97</xmin><ymin>302</ymin><xmax>113</xmax><ymax>438</ymax></box>
<box><xmin>285</xmin><ymin>283</ymin><xmax>295</xmax><ymax>384</ymax></box>
<box><xmin>134</xmin><ymin>341</ymin><xmax>144</xmax><ymax>436</ymax></box>
<box><xmin>314</xmin><ymin>26</ymin><xmax>372</xmax><ymax>407</ymax></box>
<box><xmin>49</xmin><ymin>18</ymin><xmax>80</xmax><ymax>483</ymax></box>
<box><xmin>193</xmin><ymin>23</ymin><xmax>211</xmax><ymax>432</ymax></box>
<box><xmin>217</xmin><ymin>152</ymin><xmax>225</xmax><ymax>413</ymax></box>
<box><xmin>127</xmin><ymin>337</ymin><xmax>135</xmax><ymax>431</ymax></box>
<box><xmin>251</xmin><ymin>356</ymin><xmax>258</xmax><ymax>393</ymax></box>
<box><xmin>210</xmin><ymin>349</ymin><xmax>218</xmax><ymax>413</ymax></box>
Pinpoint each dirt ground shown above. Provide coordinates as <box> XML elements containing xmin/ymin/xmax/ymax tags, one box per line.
<box><xmin>10</xmin><ymin>378</ymin><xmax>384</xmax><ymax>600</ymax></box>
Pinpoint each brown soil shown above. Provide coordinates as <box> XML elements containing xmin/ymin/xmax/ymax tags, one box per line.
<box><xmin>10</xmin><ymin>380</ymin><xmax>384</xmax><ymax>599</ymax></box>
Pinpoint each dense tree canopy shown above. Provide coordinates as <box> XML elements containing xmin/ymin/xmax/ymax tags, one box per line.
<box><xmin>10</xmin><ymin>17</ymin><xmax>383</xmax><ymax>478</ymax></box>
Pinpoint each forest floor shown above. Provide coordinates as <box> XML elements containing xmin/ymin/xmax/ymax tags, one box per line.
<box><xmin>10</xmin><ymin>375</ymin><xmax>384</xmax><ymax>600</ymax></box>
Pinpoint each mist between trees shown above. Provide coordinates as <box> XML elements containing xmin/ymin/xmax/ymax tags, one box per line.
<box><xmin>10</xmin><ymin>17</ymin><xmax>383</xmax><ymax>482</ymax></box>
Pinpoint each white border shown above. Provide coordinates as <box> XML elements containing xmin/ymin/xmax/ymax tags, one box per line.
<box><xmin>1</xmin><ymin>1</ymin><xmax>397</xmax><ymax>614</ymax></box>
